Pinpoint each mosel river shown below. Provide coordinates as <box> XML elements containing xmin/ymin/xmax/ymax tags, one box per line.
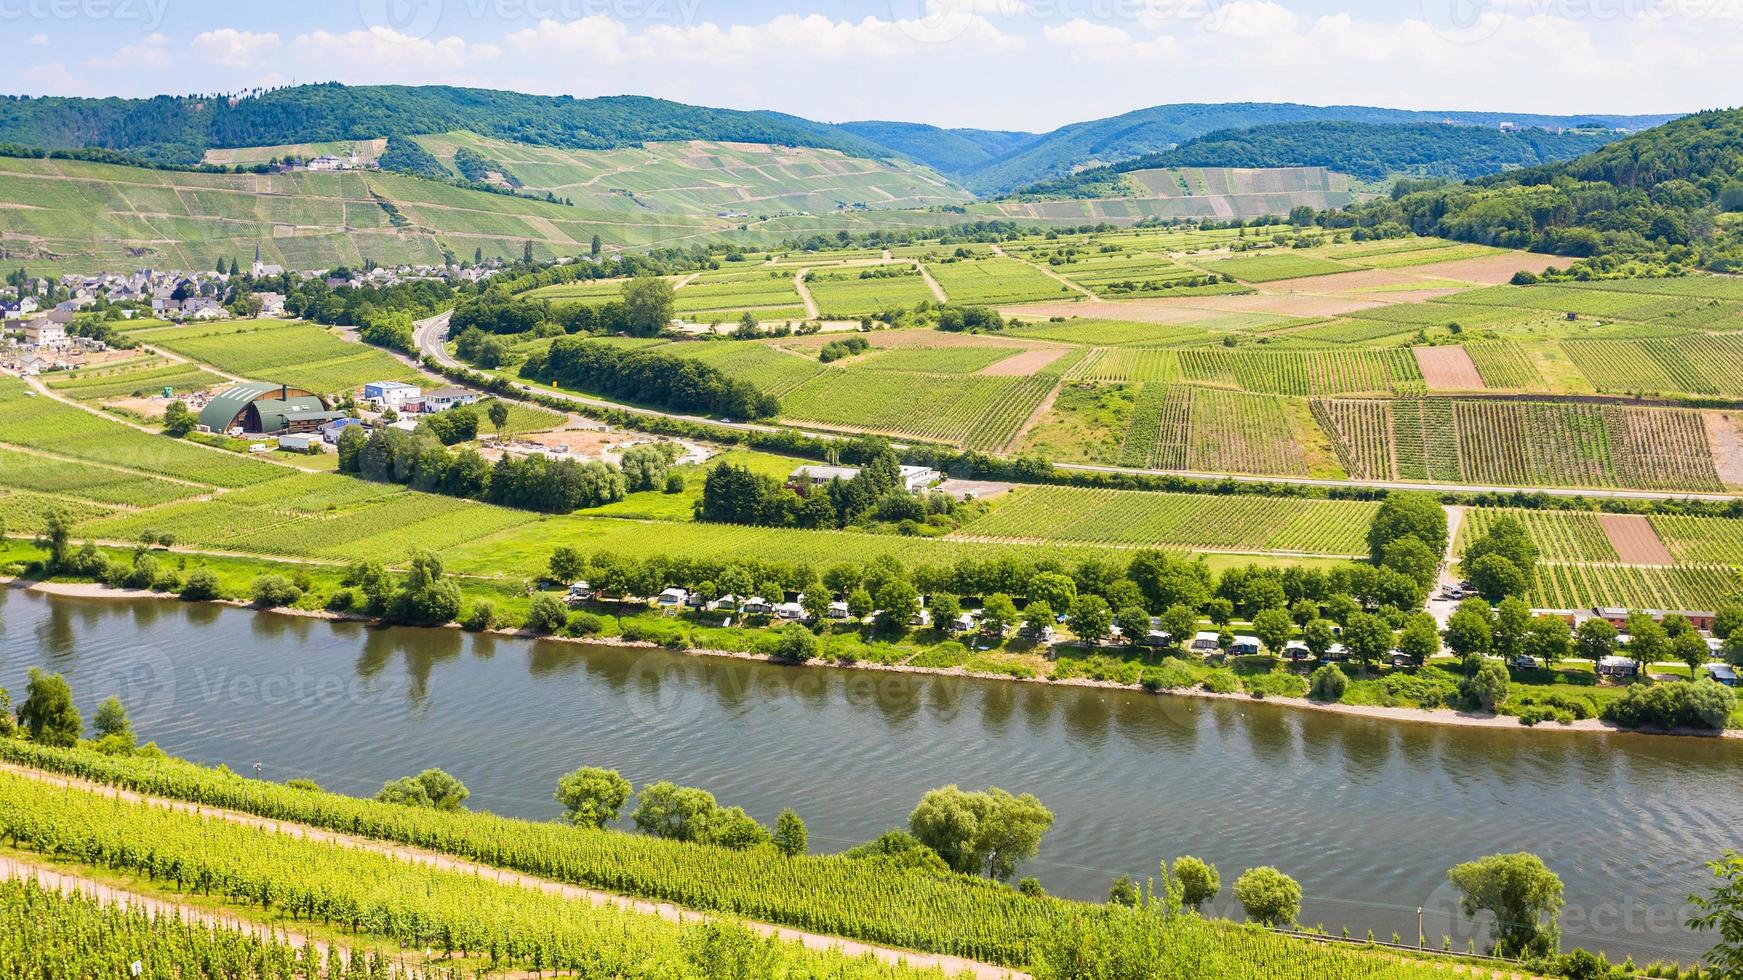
<box><xmin>3</xmin><ymin>587</ymin><xmax>1738</xmax><ymax>962</ymax></box>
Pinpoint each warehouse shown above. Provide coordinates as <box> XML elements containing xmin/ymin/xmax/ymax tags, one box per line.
<box><xmin>199</xmin><ymin>382</ymin><xmax>344</xmax><ymax>435</ymax></box>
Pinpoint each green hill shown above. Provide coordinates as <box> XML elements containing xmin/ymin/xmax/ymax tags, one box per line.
<box><xmin>1348</xmin><ymin>108</ymin><xmax>1743</xmax><ymax>270</ymax></box>
<box><xmin>956</xmin><ymin>103</ymin><xmax>1679</xmax><ymax>194</ymax></box>
<box><xmin>1013</xmin><ymin>121</ymin><xmax>1620</xmax><ymax>196</ymax></box>
<box><xmin>0</xmin><ymin>83</ymin><xmax>890</xmax><ymax>167</ymax></box>
<box><xmin>834</xmin><ymin>120</ymin><xmax>1036</xmax><ymax>175</ymax></box>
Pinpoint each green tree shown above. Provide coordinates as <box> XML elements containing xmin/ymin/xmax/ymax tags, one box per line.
<box><xmin>554</xmin><ymin>767</ymin><xmax>632</xmax><ymax>828</ymax></box>
<box><xmin>1028</xmin><ymin>573</ymin><xmax>1077</xmax><ymax>615</ymax></box>
<box><xmin>523</xmin><ymin>593</ymin><xmax>570</xmax><ymax>634</ymax></box>
<box><xmin>1673</xmin><ymin>629</ymin><xmax>1710</xmax><ymax>677</ymax></box>
<box><xmin>92</xmin><ymin>695</ymin><xmax>134</xmax><ymax>749</ymax></box>
<box><xmin>35</xmin><ymin>509</ymin><xmax>72</xmax><ymax>567</ymax></box>
<box><xmin>1445</xmin><ymin>599</ymin><xmax>1494</xmax><ymax>657</ymax></box>
<box><xmin>391</xmin><ymin>550</ymin><xmax>463</xmax><ymax>627</ymax></box>
<box><xmin>1448</xmin><ymin>852</ymin><xmax>1564</xmax><ymax>958</ymax></box>
<box><xmin>1173</xmin><ymin>855</ymin><xmax>1221</xmax><ymax>913</ymax></box>
<box><xmin>1067</xmin><ymin>595</ymin><xmax>1112</xmax><ymax>646</ymax></box>
<box><xmin>1397</xmin><ymin>612</ymin><xmax>1441</xmax><ymax>664</ymax></box>
<box><xmin>908</xmin><ymin>785</ymin><xmax>1054</xmax><ymax>881</ymax></box>
<box><xmin>929</xmin><ymin>593</ymin><xmax>963</xmax><ymax>631</ymax></box>
<box><xmin>1341</xmin><ymin>612</ymin><xmax>1393</xmax><ymax>667</ymax></box>
<box><xmin>18</xmin><ymin>669</ymin><xmax>80</xmax><ymax>747</ymax></box>
<box><xmin>1252</xmin><ymin>608</ymin><xmax>1295</xmax><ymax>658</ymax></box>
<box><xmin>1625</xmin><ymin>612</ymin><xmax>1669</xmax><ymax>672</ymax></box>
<box><xmin>250</xmin><ymin>574</ymin><xmax>302</xmax><ymax>609</ymax></box>
<box><xmin>162</xmin><ymin>400</ymin><xmax>197</xmax><ymax>437</ymax></box>
<box><xmin>771</xmin><ymin>623</ymin><xmax>817</xmax><ymax>662</ymax></box>
<box><xmin>1116</xmin><ymin>605</ymin><xmax>1151</xmax><ymax>648</ymax></box>
<box><xmin>1234</xmin><ymin>867</ymin><xmax>1302</xmax><ymax>927</ymax></box>
<box><xmin>1108</xmin><ymin>875</ymin><xmax>1141</xmax><ymax>907</ymax></box>
<box><xmin>1469</xmin><ymin>554</ymin><xmax>1527</xmax><ymax>602</ymax></box>
<box><xmin>1021</xmin><ymin>601</ymin><xmax>1054</xmax><ymax>636</ymax></box>
<box><xmin>1574</xmin><ymin>617</ymin><xmax>1619</xmax><ymax>662</ymax></box>
<box><xmin>875</xmin><ymin>579</ymin><xmax>921</xmax><ymax>636</ymax></box>
<box><xmin>487</xmin><ymin>399</ymin><xmax>511</xmax><ymax>438</ymax></box>
<box><xmin>1367</xmin><ymin>493</ymin><xmax>1447</xmax><ymax>562</ymax></box>
<box><xmin>1465</xmin><ymin>659</ymin><xmax>1511</xmax><ymax>712</ymax></box>
<box><xmin>980</xmin><ymin>594</ymin><xmax>1018</xmax><ymax>635</ymax></box>
<box><xmin>1493</xmin><ymin>597</ymin><xmax>1532</xmax><ymax>657</ymax></box>
<box><xmin>549</xmin><ymin>546</ymin><xmax>585</xmax><ymax>584</ymax></box>
<box><xmin>1689</xmin><ymin>850</ymin><xmax>1743</xmax><ymax>977</ymax></box>
<box><xmin>1309</xmin><ymin>663</ymin><xmax>1348</xmax><ymax>702</ymax></box>
<box><xmin>773</xmin><ymin>809</ymin><xmax>808</xmax><ymax>857</ymax></box>
<box><xmin>1302</xmin><ymin>617</ymin><xmax>1337</xmax><ymax>659</ymax></box>
<box><xmin>622</xmin><ymin>274</ymin><xmax>676</xmax><ymax>336</ymax></box>
<box><xmin>846</xmin><ymin>587</ymin><xmax>875</xmax><ymax>622</ymax></box>
<box><xmin>1381</xmin><ymin>535</ymin><xmax>1441</xmax><ymax>593</ymax></box>
<box><xmin>375</xmin><ymin>768</ymin><xmax>469</xmax><ymax>811</ymax></box>
<box><xmin>1524</xmin><ymin>615</ymin><xmax>1572</xmax><ymax>664</ymax></box>
<box><xmin>632</xmin><ymin>781</ymin><xmax>720</xmax><ymax>843</ymax></box>
<box><xmin>801</xmin><ymin>583</ymin><xmax>832</xmax><ymax>627</ymax></box>
<box><xmin>1159</xmin><ymin>605</ymin><xmax>1198</xmax><ymax>650</ymax></box>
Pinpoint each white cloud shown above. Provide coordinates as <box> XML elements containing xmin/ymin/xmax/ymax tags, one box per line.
<box><xmin>191</xmin><ymin>29</ymin><xmax>282</xmax><ymax>69</ymax></box>
<box><xmin>288</xmin><ymin>27</ymin><xmax>501</xmax><ymax>76</ymax></box>
<box><xmin>508</xmin><ymin>12</ymin><xmax>1021</xmax><ymax>66</ymax></box>
<box><xmin>929</xmin><ymin>0</ymin><xmax>1029</xmax><ymax>15</ymax></box>
<box><xmin>28</xmin><ymin>34</ymin><xmax>49</xmax><ymax>47</ymax></box>
<box><xmin>1045</xmin><ymin>19</ymin><xmax>1131</xmax><ymax>48</ymax></box>
<box><xmin>85</xmin><ymin>33</ymin><xmax>171</xmax><ymax>71</ymax></box>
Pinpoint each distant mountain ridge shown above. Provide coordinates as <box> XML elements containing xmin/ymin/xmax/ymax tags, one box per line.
<box><xmin>0</xmin><ymin>83</ymin><xmax>1685</xmax><ymax>196</ymax></box>
<box><xmin>1011</xmin><ymin>121</ymin><xmax>1625</xmax><ymax>197</ymax></box>
<box><xmin>950</xmin><ymin>103</ymin><xmax>1683</xmax><ymax>194</ymax></box>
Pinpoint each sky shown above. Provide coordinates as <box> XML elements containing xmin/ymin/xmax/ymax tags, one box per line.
<box><xmin>2</xmin><ymin>0</ymin><xmax>1733</xmax><ymax>131</ymax></box>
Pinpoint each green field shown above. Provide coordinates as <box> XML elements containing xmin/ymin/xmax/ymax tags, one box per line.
<box><xmin>131</xmin><ymin>319</ymin><xmax>424</xmax><ymax>395</ymax></box>
<box><xmin>45</xmin><ymin>358</ymin><xmax>229</xmax><ymax>401</ymax></box>
<box><xmin>804</xmin><ymin>266</ymin><xmax>937</xmax><ymax>316</ymax></box>
<box><xmin>925</xmin><ymin>257</ymin><xmax>1071</xmax><ymax>305</ymax></box>
<box><xmin>1201</xmin><ymin>253</ymin><xmax>1359</xmax><ymax>283</ymax></box>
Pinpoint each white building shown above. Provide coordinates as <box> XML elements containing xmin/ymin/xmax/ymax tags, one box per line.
<box><xmin>23</xmin><ymin>321</ymin><xmax>66</xmax><ymax>346</ymax></box>
<box><xmin>423</xmin><ymin>387</ymin><xmax>479</xmax><ymax>412</ymax></box>
<box><xmin>363</xmin><ymin>381</ymin><xmax>421</xmax><ymax>412</ymax></box>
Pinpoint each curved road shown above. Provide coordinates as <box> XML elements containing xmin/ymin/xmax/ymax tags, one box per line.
<box><xmin>410</xmin><ymin>310</ymin><xmax>1737</xmax><ymax>503</ymax></box>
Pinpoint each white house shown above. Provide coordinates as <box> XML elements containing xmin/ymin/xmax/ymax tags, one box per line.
<box><xmin>1190</xmin><ymin>631</ymin><xmax>1221</xmax><ymax>653</ymax></box>
<box><xmin>252</xmin><ymin>292</ymin><xmax>287</xmax><ymax>317</ymax></box>
<box><xmin>899</xmin><ymin>465</ymin><xmax>940</xmax><ymax>492</ymax></box>
<box><xmin>276</xmin><ymin>433</ymin><xmax>323</xmax><ymax>452</ymax></box>
<box><xmin>423</xmin><ymin>386</ymin><xmax>478</xmax><ymax>412</ymax></box>
<box><xmin>363</xmin><ymin>381</ymin><xmax>421</xmax><ymax>412</ymax></box>
<box><xmin>23</xmin><ymin>320</ymin><xmax>66</xmax><ymax>346</ymax></box>
<box><xmin>655</xmin><ymin>587</ymin><xmax>689</xmax><ymax>610</ymax></box>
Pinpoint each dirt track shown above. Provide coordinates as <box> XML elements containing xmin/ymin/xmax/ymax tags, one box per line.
<box><xmin>1415</xmin><ymin>346</ymin><xmax>1485</xmax><ymax>390</ymax></box>
<box><xmin>1598</xmin><ymin>513</ymin><xmax>1674</xmax><ymax>566</ymax></box>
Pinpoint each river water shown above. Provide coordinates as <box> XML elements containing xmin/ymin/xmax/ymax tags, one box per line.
<box><xmin>2</xmin><ymin>587</ymin><xmax>1737</xmax><ymax>963</ymax></box>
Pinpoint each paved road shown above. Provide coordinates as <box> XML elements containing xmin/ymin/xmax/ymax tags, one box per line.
<box><xmin>407</xmin><ymin>308</ymin><xmax>1738</xmax><ymax>503</ymax></box>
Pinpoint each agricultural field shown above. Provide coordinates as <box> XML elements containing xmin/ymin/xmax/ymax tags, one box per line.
<box><xmin>1047</xmin><ymin>251</ymin><xmax>1249</xmax><ymax>298</ymax></box>
<box><xmin>0</xmin><ymin>377</ymin><xmax>286</xmax><ymax>487</ymax></box>
<box><xmin>1528</xmin><ymin>562</ymin><xmax>1740</xmax><ymax>612</ymax></box>
<box><xmin>1200</xmin><ymin>253</ymin><xmax>1358</xmax><ymax>283</ymax></box>
<box><xmin>924</xmin><ymin>257</ymin><xmax>1072</xmax><ymax>305</ymax></box>
<box><xmin>1117</xmin><ymin>385</ymin><xmax>1309</xmax><ymax>475</ymax></box>
<box><xmin>130</xmin><ymin>319</ymin><xmax>424</xmax><ymax>395</ymax></box>
<box><xmin>1174</xmin><ymin>348</ymin><xmax>1420</xmax><ymax>396</ymax></box>
<box><xmin>44</xmin><ymin>358</ymin><xmax>228</xmax><ymax>402</ymax></box>
<box><xmin>661</xmin><ymin>341</ymin><xmax>828</xmax><ymax>397</ymax></box>
<box><xmin>673</xmin><ymin>268</ymin><xmax>809</xmax><ymax>322</ymax></box>
<box><xmin>1067</xmin><ymin>348</ymin><xmax>1182</xmax><ymax>384</ymax></box>
<box><xmin>779</xmin><ymin>369</ymin><xmax>1060</xmax><ymax>451</ymax></box>
<box><xmin>1457</xmin><ymin>508</ymin><xmax>1621</xmax><ymax>564</ymax></box>
<box><xmin>1007</xmin><ymin>319</ymin><xmax>1226</xmax><ymax>348</ymax></box>
<box><xmin>1649</xmin><ymin>514</ymin><xmax>1743</xmax><ymax>565</ymax></box>
<box><xmin>803</xmin><ymin>266</ymin><xmax>936</xmax><ymax>317</ymax></box>
<box><xmin>954</xmin><ymin>485</ymin><xmax>1376</xmax><ymax>555</ymax></box>
<box><xmin>1560</xmin><ymin>335</ymin><xmax>1743</xmax><ymax>396</ymax></box>
<box><xmin>0</xmin><ymin>447</ymin><xmax>207</xmax><ymax>508</ymax></box>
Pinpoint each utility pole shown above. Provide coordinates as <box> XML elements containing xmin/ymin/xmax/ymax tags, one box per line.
<box><xmin>1417</xmin><ymin>907</ymin><xmax>1424</xmax><ymax>949</ymax></box>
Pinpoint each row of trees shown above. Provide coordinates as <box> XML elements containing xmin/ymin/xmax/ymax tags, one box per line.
<box><xmin>336</xmin><ymin>425</ymin><xmax>626</xmax><ymax>514</ymax></box>
<box><xmin>697</xmin><ymin>451</ymin><xmax>974</xmax><ymax>533</ymax></box>
<box><xmin>522</xmin><ymin>335</ymin><xmax>777</xmax><ymax>420</ymax></box>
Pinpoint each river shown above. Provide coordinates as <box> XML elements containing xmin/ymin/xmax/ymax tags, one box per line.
<box><xmin>2</xmin><ymin>586</ymin><xmax>1737</xmax><ymax>964</ymax></box>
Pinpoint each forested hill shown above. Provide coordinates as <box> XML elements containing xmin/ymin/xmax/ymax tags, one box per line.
<box><xmin>1012</xmin><ymin>122</ymin><xmax>1621</xmax><ymax>196</ymax></box>
<box><xmin>834</xmin><ymin>121</ymin><xmax>1037</xmax><ymax>176</ymax></box>
<box><xmin>959</xmin><ymin>103</ymin><xmax>1680</xmax><ymax>194</ymax></box>
<box><xmin>0</xmin><ymin>84</ymin><xmax>892</xmax><ymax>167</ymax></box>
<box><xmin>1342</xmin><ymin>108</ymin><xmax>1743</xmax><ymax>271</ymax></box>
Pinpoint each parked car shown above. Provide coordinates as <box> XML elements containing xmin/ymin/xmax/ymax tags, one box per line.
<box><xmin>1508</xmin><ymin>654</ymin><xmax>1542</xmax><ymax>671</ymax></box>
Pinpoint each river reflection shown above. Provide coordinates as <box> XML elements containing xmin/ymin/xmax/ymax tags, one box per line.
<box><xmin>0</xmin><ymin>586</ymin><xmax>1738</xmax><ymax>962</ymax></box>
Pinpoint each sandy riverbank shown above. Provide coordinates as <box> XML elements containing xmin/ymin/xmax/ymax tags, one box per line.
<box><xmin>13</xmin><ymin>578</ymin><xmax>1739</xmax><ymax>742</ymax></box>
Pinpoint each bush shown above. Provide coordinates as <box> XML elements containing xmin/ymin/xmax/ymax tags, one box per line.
<box><xmin>621</xmin><ymin>617</ymin><xmax>687</xmax><ymax>647</ymax></box>
<box><xmin>463</xmin><ymin>602</ymin><xmax>498</xmax><ymax>632</ymax></box>
<box><xmin>1308</xmin><ymin>664</ymin><xmax>1348</xmax><ymax>703</ymax></box>
<box><xmin>1139</xmin><ymin>659</ymin><xmax>1198</xmax><ymax>691</ymax></box>
<box><xmin>1234</xmin><ymin>867</ymin><xmax>1302</xmax><ymax>927</ymax></box>
<box><xmin>522</xmin><ymin>593</ymin><xmax>570</xmax><ymax>634</ymax></box>
<box><xmin>566</xmin><ymin>612</ymin><xmax>606</xmax><ymax>637</ymax></box>
<box><xmin>1602</xmin><ymin>679</ymin><xmax>1734</xmax><ymax>731</ymax></box>
<box><xmin>1240</xmin><ymin>671</ymin><xmax>1306</xmax><ymax>699</ymax></box>
<box><xmin>325</xmin><ymin>589</ymin><xmax>355</xmax><ymax>612</ymax></box>
<box><xmin>1202</xmin><ymin>669</ymin><xmax>1238</xmax><ymax>694</ymax></box>
<box><xmin>1462</xmin><ymin>659</ymin><xmax>1511</xmax><ymax>712</ymax></box>
<box><xmin>769</xmin><ymin>624</ymin><xmax>818</xmax><ymax>663</ymax></box>
<box><xmin>250</xmin><ymin>575</ymin><xmax>302</xmax><ymax>609</ymax></box>
<box><xmin>909</xmin><ymin>641</ymin><xmax>969</xmax><ymax>669</ymax></box>
<box><xmin>179</xmin><ymin>568</ymin><xmax>222</xmax><ymax>601</ymax></box>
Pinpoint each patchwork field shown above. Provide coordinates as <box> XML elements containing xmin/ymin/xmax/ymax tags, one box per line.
<box><xmin>129</xmin><ymin>319</ymin><xmax>424</xmax><ymax>395</ymax></box>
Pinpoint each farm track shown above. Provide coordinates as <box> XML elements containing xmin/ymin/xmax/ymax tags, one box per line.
<box><xmin>992</xmin><ymin>243</ymin><xmax>1098</xmax><ymax>302</ymax></box>
<box><xmin>916</xmin><ymin>262</ymin><xmax>949</xmax><ymax>303</ymax></box>
<box><xmin>0</xmin><ymin>763</ymin><xmax>1027</xmax><ymax>980</ymax></box>
<box><xmin>793</xmin><ymin>268</ymin><xmax>821</xmax><ymax>319</ymax></box>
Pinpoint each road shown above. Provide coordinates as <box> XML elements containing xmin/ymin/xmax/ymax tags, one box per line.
<box><xmin>408</xmin><ymin>309</ymin><xmax>1737</xmax><ymax>503</ymax></box>
<box><xmin>2</xmin><ymin>762</ymin><xmax>1025</xmax><ymax>980</ymax></box>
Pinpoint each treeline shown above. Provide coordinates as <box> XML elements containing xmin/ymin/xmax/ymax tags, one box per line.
<box><xmin>0</xmin><ymin>142</ymin><xmax>271</xmax><ymax>174</ymax></box>
<box><xmin>0</xmin><ymin>83</ymin><xmax>887</xmax><ymax>167</ymax></box>
<box><xmin>522</xmin><ymin>336</ymin><xmax>778</xmax><ymax>420</ymax></box>
<box><xmin>697</xmin><ymin>450</ymin><xmax>976</xmax><ymax>533</ymax></box>
<box><xmin>1012</xmin><ymin>122</ymin><xmax>1618</xmax><ymax>195</ymax></box>
<box><xmin>336</xmin><ymin>424</ymin><xmax>626</xmax><ymax>513</ymax></box>
<box><xmin>1334</xmin><ymin>108</ymin><xmax>1743</xmax><ymax>272</ymax></box>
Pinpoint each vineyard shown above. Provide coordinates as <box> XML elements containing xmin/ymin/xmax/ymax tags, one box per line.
<box><xmin>1561</xmin><ymin>335</ymin><xmax>1743</xmax><ymax>396</ymax></box>
<box><xmin>1175</xmin><ymin>348</ymin><xmax>1419</xmax><ymax>396</ymax></box>
<box><xmin>1117</xmin><ymin>385</ymin><xmax>1306</xmax><ymax>475</ymax></box>
<box><xmin>1066</xmin><ymin>347</ymin><xmax>1182</xmax><ymax>384</ymax></box>
<box><xmin>1648</xmin><ymin>514</ymin><xmax>1743</xmax><ymax>565</ymax></box>
<box><xmin>1457</xmin><ymin>508</ymin><xmax>1619</xmax><ymax>564</ymax></box>
<box><xmin>923</xmin><ymin>257</ymin><xmax>1069</xmax><ymax>305</ymax></box>
<box><xmin>0</xmin><ymin>447</ymin><xmax>206</xmax><ymax>507</ymax></box>
<box><xmin>0</xmin><ymin>742</ymin><xmax>1466</xmax><ymax>980</ymax></box>
<box><xmin>666</xmin><ymin>341</ymin><xmax>827</xmax><ymax>397</ymax></box>
<box><xmin>779</xmin><ymin>370</ymin><xmax>1059</xmax><ymax>451</ymax></box>
<box><xmin>804</xmin><ymin>266</ymin><xmax>936</xmax><ymax>316</ymax></box>
<box><xmin>0</xmin><ymin>772</ymin><xmax>961</xmax><ymax>979</ymax></box>
<box><xmin>0</xmin><ymin>378</ymin><xmax>286</xmax><ymax>487</ymax></box>
<box><xmin>955</xmin><ymin>485</ymin><xmax>1376</xmax><ymax>555</ymax></box>
<box><xmin>1453</xmin><ymin>401</ymin><xmax>1721</xmax><ymax>491</ymax></box>
<box><xmin>1008</xmin><ymin>319</ymin><xmax>1214</xmax><ymax>348</ymax></box>
<box><xmin>45</xmin><ymin>358</ymin><xmax>228</xmax><ymax>402</ymax></box>
<box><xmin>1201</xmin><ymin>253</ymin><xmax>1356</xmax><ymax>283</ymax></box>
<box><xmin>1528</xmin><ymin>562</ymin><xmax>1741</xmax><ymax>612</ymax></box>
<box><xmin>1461</xmin><ymin>343</ymin><xmax>1542</xmax><ymax>390</ymax></box>
<box><xmin>1310</xmin><ymin>400</ymin><xmax>1392</xmax><ymax>481</ymax></box>
<box><xmin>672</xmin><ymin>268</ymin><xmax>807</xmax><ymax>321</ymax></box>
<box><xmin>134</xmin><ymin>320</ymin><xmax>423</xmax><ymax>395</ymax></box>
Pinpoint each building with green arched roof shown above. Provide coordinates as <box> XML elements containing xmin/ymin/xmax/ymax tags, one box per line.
<box><xmin>199</xmin><ymin>382</ymin><xmax>343</xmax><ymax>435</ymax></box>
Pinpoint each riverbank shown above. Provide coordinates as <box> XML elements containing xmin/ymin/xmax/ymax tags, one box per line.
<box><xmin>17</xmin><ymin>578</ymin><xmax>1737</xmax><ymax>742</ymax></box>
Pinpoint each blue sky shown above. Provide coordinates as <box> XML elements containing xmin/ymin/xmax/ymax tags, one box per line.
<box><xmin>3</xmin><ymin>0</ymin><xmax>1727</xmax><ymax>130</ymax></box>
